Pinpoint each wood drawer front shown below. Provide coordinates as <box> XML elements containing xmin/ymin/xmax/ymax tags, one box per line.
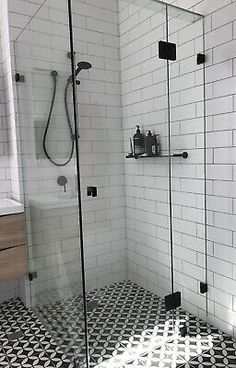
<box><xmin>0</xmin><ymin>213</ymin><xmax>26</xmax><ymax>250</ymax></box>
<box><xmin>0</xmin><ymin>246</ymin><xmax>27</xmax><ymax>280</ymax></box>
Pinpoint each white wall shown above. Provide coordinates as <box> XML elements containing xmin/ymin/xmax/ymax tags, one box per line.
<box><xmin>195</xmin><ymin>0</ymin><xmax>236</xmax><ymax>338</ymax></box>
<box><xmin>119</xmin><ymin>0</ymin><xmax>236</xmax><ymax>338</ymax></box>
<box><xmin>70</xmin><ymin>0</ymin><xmax>126</xmax><ymax>290</ymax></box>
<box><xmin>0</xmin><ymin>2</ymin><xmax>11</xmax><ymax>198</ymax></box>
<box><xmin>0</xmin><ymin>37</ymin><xmax>11</xmax><ymax>199</ymax></box>
<box><xmin>158</xmin><ymin>0</ymin><xmax>236</xmax><ymax>338</ymax></box>
<box><xmin>119</xmin><ymin>0</ymin><xmax>206</xmax><ymax>319</ymax></box>
<box><xmin>1</xmin><ymin>0</ymin><xmax>21</xmax><ymax>202</ymax></box>
<box><xmin>0</xmin><ymin>0</ymin><xmax>23</xmax><ymax>303</ymax></box>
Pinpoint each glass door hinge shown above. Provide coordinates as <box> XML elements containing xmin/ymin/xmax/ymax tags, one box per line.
<box><xmin>28</xmin><ymin>272</ymin><xmax>37</xmax><ymax>281</ymax></box>
<box><xmin>200</xmin><ymin>282</ymin><xmax>208</xmax><ymax>294</ymax></box>
<box><xmin>15</xmin><ymin>73</ymin><xmax>25</xmax><ymax>82</ymax></box>
<box><xmin>158</xmin><ymin>41</ymin><xmax>176</xmax><ymax>61</ymax></box>
<box><xmin>165</xmin><ymin>291</ymin><xmax>181</xmax><ymax>311</ymax></box>
<box><xmin>197</xmin><ymin>53</ymin><xmax>205</xmax><ymax>64</ymax></box>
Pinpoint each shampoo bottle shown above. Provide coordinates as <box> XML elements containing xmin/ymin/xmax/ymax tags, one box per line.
<box><xmin>133</xmin><ymin>125</ymin><xmax>145</xmax><ymax>155</ymax></box>
<box><xmin>145</xmin><ymin>130</ymin><xmax>160</xmax><ymax>156</ymax></box>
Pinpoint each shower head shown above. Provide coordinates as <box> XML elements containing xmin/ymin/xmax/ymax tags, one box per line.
<box><xmin>76</xmin><ymin>61</ymin><xmax>92</xmax><ymax>74</ymax></box>
<box><xmin>67</xmin><ymin>61</ymin><xmax>92</xmax><ymax>84</ymax></box>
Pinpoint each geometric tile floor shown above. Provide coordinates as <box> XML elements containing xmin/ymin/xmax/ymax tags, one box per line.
<box><xmin>0</xmin><ymin>281</ymin><xmax>236</xmax><ymax>368</ymax></box>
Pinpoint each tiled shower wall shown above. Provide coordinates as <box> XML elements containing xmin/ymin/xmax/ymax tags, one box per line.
<box><xmin>10</xmin><ymin>0</ymin><xmax>125</xmax><ymax>301</ymax></box>
<box><xmin>0</xmin><ymin>5</ymin><xmax>10</xmax><ymax>198</ymax></box>
<box><xmin>0</xmin><ymin>40</ymin><xmax>10</xmax><ymax>198</ymax></box>
<box><xmin>194</xmin><ymin>0</ymin><xmax>236</xmax><ymax>338</ymax></box>
<box><xmin>161</xmin><ymin>0</ymin><xmax>236</xmax><ymax>338</ymax></box>
<box><xmin>119</xmin><ymin>0</ymin><xmax>206</xmax><ymax>322</ymax></box>
<box><xmin>70</xmin><ymin>0</ymin><xmax>126</xmax><ymax>290</ymax></box>
<box><xmin>119</xmin><ymin>0</ymin><xmax>236</xmax><ymax>338</ymax></box>
<box><xmin>0</xmin><ymin>0</ymin><xmax>21</xmax><ymax>202</ymax></box>
<box><xmin>0</xmin><ymin>0</ymin><xmax>23</xmax><ymax>303</ymax></box>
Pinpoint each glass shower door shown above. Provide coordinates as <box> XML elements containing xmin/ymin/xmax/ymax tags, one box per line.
<box><xmin>168</xmin><ymin>5</ymin><xmax>206</xmax><ymax>316</ymax></box>
<box><xmin>14</xmin><ymin>0</ymin><xmax>88</xmax><ymax>366</ymax></box>
<box><xmin>167</xmin><ymin>5</ymin><xmax>210</xmax><ymax>361</ymax></box>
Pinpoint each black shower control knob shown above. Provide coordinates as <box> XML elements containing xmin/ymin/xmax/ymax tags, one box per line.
<box><xmin>87</xmin><ymin>186</ymin><xmax>97</xmax><ymax>197</ymax></box>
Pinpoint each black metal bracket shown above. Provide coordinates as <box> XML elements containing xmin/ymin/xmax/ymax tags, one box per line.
<box><xmin>200</xmin><ymin>282</ymin><xmax>208</xmax><ymax>294</ymax></box>
<box><xmin>15</xmin><ymin>73</ymin><xmax>25</xmax><ymax>83</ymax></box>
<box><xmin>179</xmin><ymin>322</ymin><xmax>188</xmax><ymax>337</ymax></box>
<box><xmin>165</xmin><ymin>291</ymin><xmax>181</xmax><ymax>311</ymax></box>
<box><xmin>126</xmin><ymin>151</ymin><xmax>188</xmax><ymax>159</ymax></box>
<box><xmin>87</xmin><ymin>186</ymin><xmax>97</xmax><ymax>197</ymax></box>
<box><xmin>28</xmin><ymin>272</ymin><xmax>37</xmax><ymax>281</ymax></box>
<box><xmin>197</xmin><ymin>53</ymin><xmax>206</xmax><ymax>65</ymax></box>
<box><xmin>173</xmin><ymin>152</ymin><xmax>188</xmax><ymax>159</ymax></box>
<box><xmin>159</xmin><ymin>41</ymin><xmax>176</xmax><ymax>61</ymax></box>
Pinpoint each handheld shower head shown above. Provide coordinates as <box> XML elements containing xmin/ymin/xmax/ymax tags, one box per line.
<box><xmin>76</xmin><ymin>61</ymin><xmax>92</xmax><ymax>73</ymax></box>
<box><xmin>67</xmin><ymin>61</ymin><xmax>92</xmax><ymax>84</ymax></box>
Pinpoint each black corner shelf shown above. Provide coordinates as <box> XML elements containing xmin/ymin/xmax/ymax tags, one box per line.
<box><xmin>126</xmin><ymin>151</ymin><xmax>188</xmax><ymax>160</ymax></box>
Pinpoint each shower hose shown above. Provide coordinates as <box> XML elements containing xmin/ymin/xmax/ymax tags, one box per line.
<box><xmin>42</xmin><ymin>70</ymin><xmax>75</xmax><ymax>166</ymax></box>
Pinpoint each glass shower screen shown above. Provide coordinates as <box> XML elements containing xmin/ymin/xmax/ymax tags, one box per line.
<box><xmin>167</xmin><ymin>7</ymin><xmax>207</xmax><ymax>323</ymax></box>
<box><xmin>14</xmin><ymin>0</ymin><xmax>88</xmax><ymax>365</ymax></box>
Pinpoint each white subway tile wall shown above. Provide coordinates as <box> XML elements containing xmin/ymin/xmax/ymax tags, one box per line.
<box><xmin>0</xmin><ymin>5</ymin><xmax>10</xmax><ymax>197</ymax></box>
<box><xmin>119</xmin><ymin>0</ymin><xmax>207</xmax><ymax>323</ymax></box>
<box><xmin>0</xmin><ymin>0</ymin><xmax>22</xmax><ymax>303</ymax></box>
<box><xmin>119</xmin><ymin>0</ymin><xmax>236</xmax><ymax>338</ymax></box>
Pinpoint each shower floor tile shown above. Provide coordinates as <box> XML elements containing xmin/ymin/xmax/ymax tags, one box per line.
<box><xmin>0</xmin><ymin>281</ymin><xmax>235</xmax><ymax>368</ymax></box>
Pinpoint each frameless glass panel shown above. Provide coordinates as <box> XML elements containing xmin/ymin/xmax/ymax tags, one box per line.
<box><xmin>168</xmin><ymin>7</ymin><xmax>207</xmax><ymax>336</ymax></box>
<box><xmin>122</xmin><ymin>0</ymin><xmax>202</xmax><ymax>23</ymax></box>
<box><xmin>14</xmin><ymin>0</ymin><xmax>87</xmax><ymax>365</ymax></box>
<box><xmin>167</xmin><ymin>4</ymin><xmax>202</xmax><ymax>23</ymax></box>
<box><xmin>123</xmin><ymin>0</ymin><xmax>166</xmax><ymax>13</ymax></box>
<box><xmin>71</xmin><ymin>0</ymin><xmax>182</xmax><ymax>364</ymax></box>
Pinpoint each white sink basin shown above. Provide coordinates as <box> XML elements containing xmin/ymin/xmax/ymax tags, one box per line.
<box><xmin>0</xmin><ymin>199</ymin><xmax>24</xmax><ymax>216</ymax></box>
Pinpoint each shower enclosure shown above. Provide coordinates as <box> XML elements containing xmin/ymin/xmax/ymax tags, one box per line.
<box><xmin>14</xmin><ymin>0</ymin><xmax>206</xmax><ymax>366</ymax></box>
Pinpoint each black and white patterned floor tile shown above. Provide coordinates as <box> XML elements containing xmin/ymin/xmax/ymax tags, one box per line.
<box><xmin>0</xmin><ymin>298</ymin><xmax>70</xmax><ymax>367</ymax></box>
<box><xmin>0</xmin><ymin>281</ymin><xmax>235</xmax><ymax>368</ymax></box>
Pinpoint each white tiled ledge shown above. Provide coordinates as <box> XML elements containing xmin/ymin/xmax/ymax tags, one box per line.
<box><xmin>0</xmin><ymin>199</ymin><xmax>24</xmax><ymax>216</ymax></box>
<box><xmin>29</xmin><ymin>192</ymin><xmax>78</xmax><ymax>210</ymax></box>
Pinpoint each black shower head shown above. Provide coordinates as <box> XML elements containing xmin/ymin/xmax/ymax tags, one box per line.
<box><xmin>76</xmin><ymin>61</ymin><xmax>92</xmax><ymax>74</ymax></box>
<box><xmin>67</xmin><ymin>61</ymin><xmax>92</xmax><ymax>83</ymax></box>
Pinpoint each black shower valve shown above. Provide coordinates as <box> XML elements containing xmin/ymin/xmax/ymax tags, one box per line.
<box><xmin>15</xmin><ymin>73</ymin><xmax>25</xmax><ymax>82</ymax></box>
<box><xmin>87</xmin><ymin>186</ymin><xmax>97</xmax><ymax>197</ymax></box>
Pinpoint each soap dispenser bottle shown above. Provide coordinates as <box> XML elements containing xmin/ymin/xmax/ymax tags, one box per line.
<box><xmin>133</xmin><ymin>125</ymin><xmax>145</xmax><ymax>155</ymax></box>
<box><xmin>145</xmin><ymin>130</ymin><xmax>160</xmax><ymax>156</ymax></box>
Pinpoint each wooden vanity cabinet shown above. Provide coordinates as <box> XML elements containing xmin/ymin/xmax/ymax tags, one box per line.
<box><xmin>0</xmin><ymin>213</ymin><xmax>27</xmax><ymax>280</ymax></box>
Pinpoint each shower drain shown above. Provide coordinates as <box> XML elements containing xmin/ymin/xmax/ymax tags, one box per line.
<box><xmin>7</xmin><ymin>330</ymin><xmax>24</xmax><ymax>341</ymax></box>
